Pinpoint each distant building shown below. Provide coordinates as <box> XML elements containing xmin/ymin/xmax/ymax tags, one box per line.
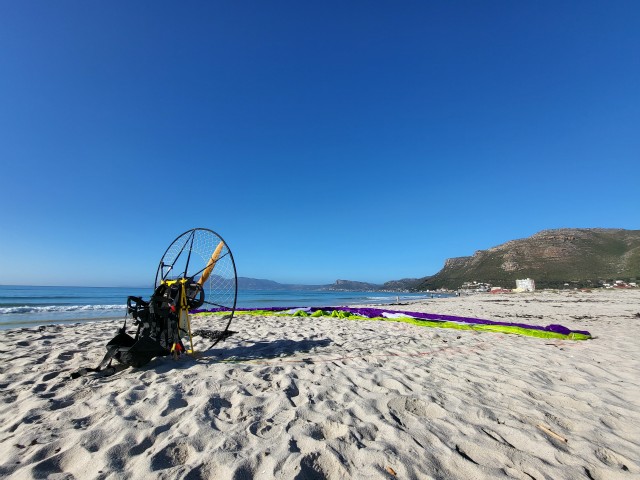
<box><xmin>490</xmin><ymin>287</ymin><xmax>511</xmax><ymax>294</ymax></box>
<box><xmin>460</xmin><ymin>281</ymin><xmax>491</xmax><ymax>293</ymax></box>
<box><xmin>515</xmin><ymin>278</ymin><xmax>536</xmax><ymax>292</ymax></box>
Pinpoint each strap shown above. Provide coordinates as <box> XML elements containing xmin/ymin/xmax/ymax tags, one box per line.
<box><xmin>69</xmin><ymin>346</ymin><xmax>118</xmax><ymax>379</ymax></box>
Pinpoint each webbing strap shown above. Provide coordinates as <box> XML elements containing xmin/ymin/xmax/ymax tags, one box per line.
<box><xmin>180</xmin><ymin>280</ymin><xmax>194</xmax><ymax>353</ymax></box>
<box><xmin>69</xmin><ymin>347</ymin><xmax>117</xmax><ymax>379</ymax></box>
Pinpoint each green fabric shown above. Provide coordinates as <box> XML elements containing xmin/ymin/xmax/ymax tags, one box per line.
<box><xmin>193</xmin><ymin>309</ymin><xmax>590</xmax><ymax>340</ymax></box>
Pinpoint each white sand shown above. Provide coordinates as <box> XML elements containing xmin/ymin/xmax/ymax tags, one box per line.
<box><xmin>1</xmin><ymin>289</ymin><xmax>639</xmax><ymax>479</ymax></box>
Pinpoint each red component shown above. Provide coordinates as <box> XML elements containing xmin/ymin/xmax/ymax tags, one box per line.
<box><xmin>170</xmin><ymin>305</ymin><xmax>176</xmax><ymax>313</ymax></box>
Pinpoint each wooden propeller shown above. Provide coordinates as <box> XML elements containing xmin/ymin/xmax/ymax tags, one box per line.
<box><xmin>197</xmin><ymin>241</ymin><xmax>225</xmax><ymax>285</ymax></box>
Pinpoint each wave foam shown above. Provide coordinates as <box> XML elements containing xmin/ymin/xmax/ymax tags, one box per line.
<box><xmin>0</xmin><ymin>305</ymin><xmax>126</xmax><ymax>315</ymax></box>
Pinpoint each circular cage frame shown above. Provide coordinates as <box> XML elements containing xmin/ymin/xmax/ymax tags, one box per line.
<box><xmin>154</xmin><ymin>228</ymin><xmax>238</xmax><ymax>343</ymax></box>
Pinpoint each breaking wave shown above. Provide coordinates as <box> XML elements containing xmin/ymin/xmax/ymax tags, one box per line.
<box><xmin>0</xmin><ymin>304</ymin><xmax>126</xmax><ymax>315</ymax></box>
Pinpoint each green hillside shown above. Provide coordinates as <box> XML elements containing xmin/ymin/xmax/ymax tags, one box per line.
<box><xmin>416</xmin><ymin>228</ymin><xmax>640</xmax><ymax>290</ymax></box>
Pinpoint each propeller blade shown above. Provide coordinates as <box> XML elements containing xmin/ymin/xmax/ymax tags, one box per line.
<box><xmin>198</xmin><ymin>241</ymin><xmax>225</xmax><ymax>285</ymax></box>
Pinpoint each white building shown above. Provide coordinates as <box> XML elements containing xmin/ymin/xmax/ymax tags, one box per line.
<box><xmin>515</xmin><ymin>278</ymin><xmax>536</xmax><ymax>292</ymax></box>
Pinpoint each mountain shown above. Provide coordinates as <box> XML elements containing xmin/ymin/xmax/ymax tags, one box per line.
<box><xmin>415</xmin><ymin>228</ymin><xmax>640</xmax><ymax>290</ymax></box>
<box><xmin>381</xmin><ymin>278</ymin><xmax>424</xmax><ymax>291</ymax></box>
<box><xmin>236</xmin><ymin>278</ymin><xmax>415</xmax><ymax>292</ymax></box>
<box><xmin>236</xmin><ymin>277</ymin><xmax>382</xmax><ymax>291</ymax></box>
<box><xmin>237</xmin><ymin>277</ymin><xmax>321</xmax><ymax>291</ymax></box>
<box><xmin>323</xmin><ymin>279</ymin><xmax>381</xmax><ymax>291</ymax></box>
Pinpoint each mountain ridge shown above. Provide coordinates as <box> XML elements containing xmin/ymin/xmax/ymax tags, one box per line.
<box><xmin>237</xmin><ymin>277</ymin><xmax>419</xmax><ymax>292</ymax></box>
<box><xmin>416</xmin><ymin>228</ymin><xmax>640</xmax><ymax>290</ymax></box>
<box><xmin>238</xmin><ymin>228</ymin><xmax>640</xmax><ymax>291</ymax></box>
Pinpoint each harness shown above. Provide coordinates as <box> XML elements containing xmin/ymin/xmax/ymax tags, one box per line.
<box><xmin>70</xmin><ymin>279</ymin><xmax>203</xmax><ymax>378</ymax></box>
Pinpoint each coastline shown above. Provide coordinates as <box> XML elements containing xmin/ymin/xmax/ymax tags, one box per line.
<box><xmin>1</xmin><ymin>289</ymin><xmax>639</xmax><ymax>478</ymax></box>
<box><xmin>0</xmin><ymin>286</ymin><xmax>443</xmax><ymax>330</ymax></box>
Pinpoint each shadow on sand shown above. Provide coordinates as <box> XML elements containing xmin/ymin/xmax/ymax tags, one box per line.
<box><xmin>97</xmin><ymin>338</ymin><xmax>333</xmax><ymax>377</ymax></box>
<box><xmin>198</xmin><ymin>338</ymin><xmax>333</xmax><ymax>362</ymax></box>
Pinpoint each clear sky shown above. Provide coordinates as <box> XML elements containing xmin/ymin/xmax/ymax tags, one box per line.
<box><xmin>1</xmin><ymin>1</ymin><xmax>638</xmax><ymax>287</ymax></box>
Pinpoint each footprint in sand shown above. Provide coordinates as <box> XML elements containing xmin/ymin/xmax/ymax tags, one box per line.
<box><xmin>42</xmin><ymin>372</ymin><xmax>60</xmax><ymax>382</ymax></box>
<box><xmin>78</xmin><ymin>427</ymin><xmax>108</xmax><ymax>453</ymax></box>
<box><xmin>248</xmin><ymin>418</ymin><xmax>284</xmax><ymax>439</ymax></box>
<box><xmin>49</xmin><ymin>398</ymin><xmax>74</xmax><ymax>410</ymax></box>
<box><xmin>203</xmin><ymin>396</ymin><xmax>232</xmax><ymax>418</ymax></box>
<box><xmin>57</xmin><ymin>351</ymin><xmax>76</xmax><ymax>361</ymax></box>
<box><xmin>31</xmin><ymin>452</ymin><xmax>65</xmax><ymax>478</ymax></box>
<box><xmin>379</xmin><ymin>377</ymin><xmax>410</xmax><ymax>393</ymax></box>
<box><xmin>303</xmin><ymin>421</ymin><xmax>350</xmax><ymax>441</ymax></box>
<box><xmin>285</xmin><ymin>380</ymin><xmax>300</xmax><ymax>402</ymax></box>
<box><xmin>160</xmin><ymin>395</ymin><xmax>189</xmax><ymax>417</ymax></box>
<box><xmin>32</xmin><ymin>383</ymin><xmax>48</xmax><ymax>394</ymax></box>
<box><xmin>35</xmin><ymin>354</ymin><xmax>49</xmax><ymax>363</ymax></box>
<box><xmin>388</xmin><ymin>395</ymin><xmax>446</xmax><ymax>419</ymax></box>
<box><xmin>595</xmin><ymin>447</ymin><xmax>632</xmax><ymax>470</ymax></box>
<box><xmin>294</xmin><ymin>451</ymin><xmax>347</xmax><ymax>480</ymax></box>
<box><xmin>321</xmin><ymin>421</ymin><xmax>349</xmax><ymax>440</ymax></box>
<box><xmin>130</xmin><ymin>435</ymin><xmax>156</xmax><ymax>456</ymax></box>
<box><xmin>248</xmin><ymin>409</ymin><xmax>294</xmax><ymax>439</ymax></box>
<box><xmin>71</xmin><ymin>416</ymin><xmax>92</xmax><ymax>430</ymax></box>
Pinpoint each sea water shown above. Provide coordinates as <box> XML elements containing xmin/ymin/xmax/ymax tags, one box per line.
<box><xmin>0</xmin><ymin>285</ymin><xmax>448</xmax><ymax>330</ymax></box>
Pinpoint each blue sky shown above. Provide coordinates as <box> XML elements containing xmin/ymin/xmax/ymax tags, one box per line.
<box><xmin>1</xmin><ymin>1</ymin><xmax>638</xmax><ymax>287</ymax></box>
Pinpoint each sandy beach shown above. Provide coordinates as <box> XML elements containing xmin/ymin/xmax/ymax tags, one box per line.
<box><xmin>1</xmin><ymin>289</ymin><xmax>639</xmax><ymax>479</ymax></box>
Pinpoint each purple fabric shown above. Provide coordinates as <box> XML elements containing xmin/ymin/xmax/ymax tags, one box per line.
<box><xmin>193</xmin><ymin>305</ymin><xmax>591</xmax><ymax>336</ymax></box>
<box><xmin>335</xmin><ymin>307</ymin><xmax>590</xmax><ymax>336</ymax></box>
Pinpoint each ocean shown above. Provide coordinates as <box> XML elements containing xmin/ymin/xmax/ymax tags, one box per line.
<box><xmin>0</xmin><ymin>285</ymin><xmax>448</xmax><ymax>330</ymax></box>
